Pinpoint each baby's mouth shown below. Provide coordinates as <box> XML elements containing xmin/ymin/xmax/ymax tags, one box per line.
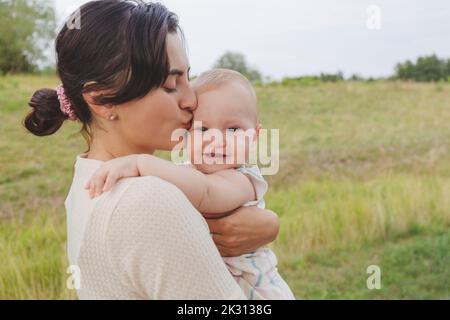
<box><xmin>202</xmin><ymin>152</ymin><xmax>231</xmax><ymax>162</ymax></box>
<box><xmin>204</xmin><ymin>152</ymin><xmax>226</xmax><ymax>157</ymax></box>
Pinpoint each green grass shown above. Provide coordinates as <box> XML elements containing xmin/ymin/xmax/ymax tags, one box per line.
<box><xmin>1</xmin><ymin>75</ymin><xmax>450</xmax><ymax>299</ymax></box>
<box><xmin>284</xmin><ymin>227</ymin><xmax>450</xmax><ymax>299</ymax></box>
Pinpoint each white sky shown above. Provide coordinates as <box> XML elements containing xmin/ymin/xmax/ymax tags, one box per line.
<box><xmin>54</xmin><ymin>0</ymin><xmax>450</xmax><ymax>79</ymax></box>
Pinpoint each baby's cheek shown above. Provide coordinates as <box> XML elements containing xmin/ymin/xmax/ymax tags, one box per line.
<box><xmin>230</xmin><ymin>134</ymin><xmax>252</xmax><ymax>164</ymax></box>
<box><xmin>188</xmin><ymin>134</ymin><xmax>206</xmax><ymax>165</ymax></box>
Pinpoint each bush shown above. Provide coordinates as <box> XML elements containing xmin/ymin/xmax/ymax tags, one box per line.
<box><xmin>395</xmin><ymin>54</ymin><xmax>449</xmax><ymax>82</ymax></box>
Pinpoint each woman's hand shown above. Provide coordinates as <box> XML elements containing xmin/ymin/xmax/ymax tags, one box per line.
<box><xmin>205</xmin><ymin>207</ymin><xmax>280</xmax><ymax>257</ymax></box>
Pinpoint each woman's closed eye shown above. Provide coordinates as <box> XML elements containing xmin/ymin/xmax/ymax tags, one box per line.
<box><xmin>164</xmin><ymin>68</ymin><xmax>190</xmax><ymax>94</ymax></box>
<box><xmin>163</xmin><ymin>76</ymin><xmax>178</xmax><ymax>93</ymax></box>
<box><xmin>164</xmin><ymin>86</ymin><xmax>177</xmax><ymax>93</ymax></box>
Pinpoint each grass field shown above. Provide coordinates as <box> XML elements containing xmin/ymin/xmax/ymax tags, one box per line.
<box><xmin>0</xmin><ymin>75</ymin><xmax>449</xmax><ymax>299</ymax></box>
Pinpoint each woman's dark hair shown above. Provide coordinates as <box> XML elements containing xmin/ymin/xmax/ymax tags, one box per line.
<box><xmin>24</xmin><ymin>0</ymin><xmax>180</xmax><ymax>140</ymax></box>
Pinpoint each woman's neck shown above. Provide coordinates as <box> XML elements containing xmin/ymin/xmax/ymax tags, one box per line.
<box><xmin>86</xmin><ymin>133</ymin><xmax>154</xmax><ymax>161</ymax></box>
<box><xmin>86</xmin><ymin>148</ymin><xmax>116</xmax><ymax>161</ymax></box>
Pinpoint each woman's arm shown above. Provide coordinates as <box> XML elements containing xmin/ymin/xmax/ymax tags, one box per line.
<box><xmin>107</xmin><ymin>176</ymin><xmax>247</xmax><ymax>299</ymax></box>
<box><xmin>205</xmin><ymin>206</ymin><xmax>280</xmax><ymax>257</ymax></box>
<box><xmin>86</xmin><ymin>154</ymin><xmax>255</xmax><ymax>214</ymax></box>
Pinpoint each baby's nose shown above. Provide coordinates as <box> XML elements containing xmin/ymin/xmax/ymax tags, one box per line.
<box><xmin>209</xmin><ymin>138</ymin><xmax>227</xmax><ymax>153</ymax></box>
<box><xmin>211</xmin><ymin>143</ymin><xmax>226</xmax><ymax>153</ymax></box>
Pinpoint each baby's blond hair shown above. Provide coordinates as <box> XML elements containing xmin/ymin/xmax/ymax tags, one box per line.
<box><xmin>192</xmin><ymin>68</ymin><xmax>256</xmax><ymax>101</ymax></box>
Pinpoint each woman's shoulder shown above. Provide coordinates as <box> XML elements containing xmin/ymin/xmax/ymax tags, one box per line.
<box><xmin>77</xmin><ymin>175</ymin><xmax>221</xmax><ymax>299</ymax></box>
<box><xmin>90</xmin><ymin>174</ymin><xmax>208</xmax><ymax>257</ymax></box>
<box><xmin>103</xmin><ymin>175</ymin><xmax>211</xmax><ymax>259</ymax></box>
<box><xmin>89</xmin><ymin>175</ymin><xmax>195</xmax><ymax>233</ymax></box>
<box><xmin>116</xmin><ymin>175</ymin><xmax>189</xmax><ymax>206</ymax></box>
<box><xmin>95</xmin><ymin>178</ymin><xmax>244</xmax><ymax>300</ymax></box>
<box><xmin>104</xmin><ymin>175</ymin><xmax>201</xmax><ymax>224</ymax></box>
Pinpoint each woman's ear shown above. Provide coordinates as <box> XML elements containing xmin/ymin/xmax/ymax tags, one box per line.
<box><xmin>82</xmin><ymin>89</ymin><xmax>116</xmax><ymax>121</ymax></box>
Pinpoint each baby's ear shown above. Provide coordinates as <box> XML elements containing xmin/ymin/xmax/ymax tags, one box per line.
<box><xmin>254</xmin><ymin>124</ymin><xmax>262</xmax><ymax>141</ymax></box>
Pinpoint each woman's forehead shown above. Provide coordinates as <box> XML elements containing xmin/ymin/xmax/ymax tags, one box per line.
<box><xmin>166</xmin><ymin>33</ymin><xmax>189</xmax><ymax>72</ymax></box>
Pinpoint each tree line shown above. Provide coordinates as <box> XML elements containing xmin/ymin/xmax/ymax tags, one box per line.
<box><xmin>395</xmin><ymin>54</ymin><xmax>450</xmax><ymax>82</ymax></box>
<box><xmin>0</xmin><ymin>0</ymin><xmax>449</xmax><ymax>84</ymax></box>
<box><xmin>0</xmin><ymin>0</ymin><xmax>55</xmax><ymax>74</ymax></box>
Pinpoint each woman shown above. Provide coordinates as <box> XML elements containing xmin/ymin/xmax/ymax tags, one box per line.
<box><xmin>24</xmin><ymin>0</ymin><xmax>279</xmax><ymax>299</ymax></box>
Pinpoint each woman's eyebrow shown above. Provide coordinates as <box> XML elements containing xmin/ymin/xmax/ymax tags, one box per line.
<box><xmin>169</xmin><ymin>66</ymin><xmax>190</xmax><ymax>76</ymax></box>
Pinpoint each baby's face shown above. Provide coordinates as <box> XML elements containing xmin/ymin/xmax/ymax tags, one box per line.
<box><xmin>188</xmin><ymin>82</ymin><xmax>258</xmax><ymax>174</ymax></box>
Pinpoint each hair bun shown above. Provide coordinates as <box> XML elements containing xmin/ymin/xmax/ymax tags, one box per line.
<box><xmin>23</xmin><ymin>88</ymin><xmax>65</xmax><ymax>136</ymax></box>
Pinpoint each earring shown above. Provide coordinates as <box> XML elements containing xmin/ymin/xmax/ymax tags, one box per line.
<box><xmin>109</xmin><ymin>114</ymin><xmax>117</xmax><ymax>121</ymax></box>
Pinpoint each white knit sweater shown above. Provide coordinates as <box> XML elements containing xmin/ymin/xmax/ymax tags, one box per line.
<box><xmin>64</xmin><ymin>155</ymin><xmax>246</xmax><ymax>299</ymax></box>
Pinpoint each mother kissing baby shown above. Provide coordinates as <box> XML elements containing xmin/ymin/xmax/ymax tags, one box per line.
<box><xmin>24</xmin><ymin>0</ymin><xmax>292</xmax><ymax>300</ymax></box>
<box><xmin>85</xmin><ymin>68</ymin><xmax>295</xmax><ymax>299</ymax></box>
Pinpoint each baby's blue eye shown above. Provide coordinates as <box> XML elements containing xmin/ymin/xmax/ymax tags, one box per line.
<box><xmin>195</xmin><ymin>127</ymin><xmax>208</xmax><ymax>132</ymax></box>
<box><xmin>227</xmin><ymin>127</ymin><xmax>240</xmax><ymax>132</ymax></box>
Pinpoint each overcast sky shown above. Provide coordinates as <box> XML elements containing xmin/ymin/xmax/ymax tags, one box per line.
<box><xmin>54</xmin><ymin>0</ymin><xmax>450</xmax><ymax>79</ymax></box>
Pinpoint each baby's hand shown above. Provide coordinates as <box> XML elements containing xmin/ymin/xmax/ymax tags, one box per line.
<box><xmin>84</xmin><ymin>155</ymin><xmax>140</xmax><ymax>198</ymax></box>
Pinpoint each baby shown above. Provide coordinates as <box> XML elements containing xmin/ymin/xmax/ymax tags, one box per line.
<box><xmin>85</xmin><ymin>68</ymin><xmax>295</xmax><ymax>300</ymax></box>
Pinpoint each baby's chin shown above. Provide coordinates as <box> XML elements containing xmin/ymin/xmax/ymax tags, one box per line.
<box><xmin>193</xmin><ymin>162</ymin><xmax>241</xmax><ymax>174</ymax></box>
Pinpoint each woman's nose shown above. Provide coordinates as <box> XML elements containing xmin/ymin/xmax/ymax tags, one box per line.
<box><xmin>179</xmin><ymin>85</ymin><xmax>197</xmax><ymax>111</ymax></box>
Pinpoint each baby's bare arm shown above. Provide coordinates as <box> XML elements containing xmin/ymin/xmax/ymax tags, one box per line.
<box><xmin>135</xmin><ymin>155</ymin><xmax>255</xmax><ymax>214</ymax></box>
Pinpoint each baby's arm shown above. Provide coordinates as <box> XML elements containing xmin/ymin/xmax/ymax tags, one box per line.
<box><xmin>86</xmin><ymin>154</ymin><xmax>256</xmax><ymax>214</ymax></box>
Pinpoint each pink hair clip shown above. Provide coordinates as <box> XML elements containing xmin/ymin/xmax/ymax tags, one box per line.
<box><xmin>56</xmin><ymin>84</ymin><xmax>78</xmax><ymax>121</ymax></box>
